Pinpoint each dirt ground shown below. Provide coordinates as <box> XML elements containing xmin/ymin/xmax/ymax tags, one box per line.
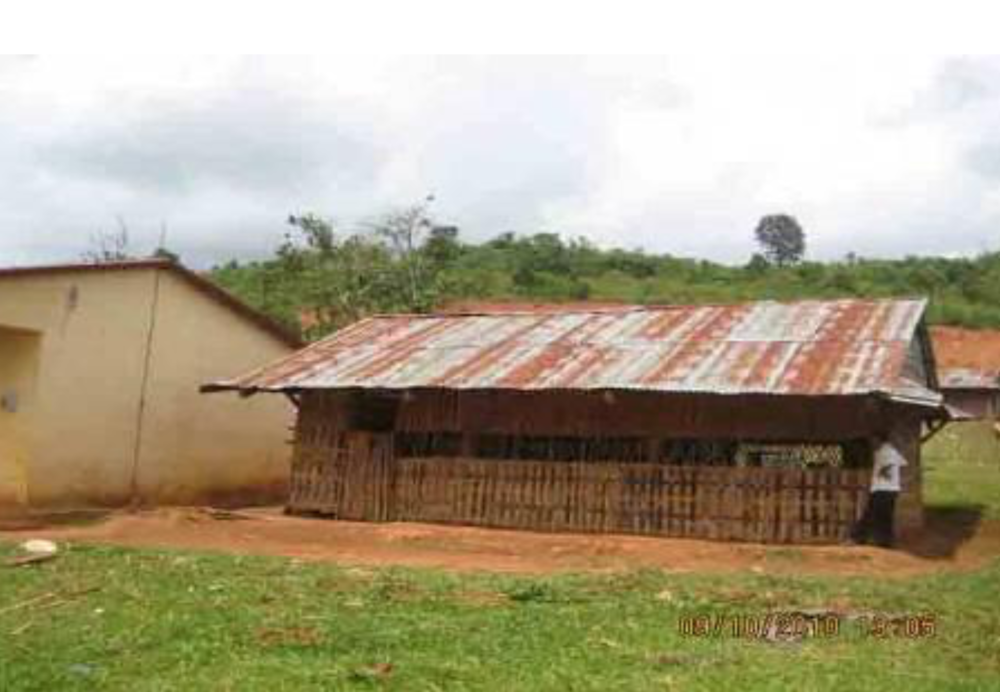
<box><xmin>3</xmin><ymin>506</ymin><xmax>999</xmax><ymax>577</ymax></box>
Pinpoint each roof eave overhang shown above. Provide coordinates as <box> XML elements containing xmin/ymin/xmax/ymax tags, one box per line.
<box><xmin>875</xmin><ymin>389</ymin><xmax>943</xmax><ymax>408</ymax></box>
<box><xmin>201</xmin><ymin>382</ymin><xmax>945</xmax><ymax>407</ymax></box>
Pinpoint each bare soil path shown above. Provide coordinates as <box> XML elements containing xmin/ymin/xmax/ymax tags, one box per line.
<box><xmin>3</xmin><ymin>506</ymin><xmax>998</xmax><ymax>576</ymax></box>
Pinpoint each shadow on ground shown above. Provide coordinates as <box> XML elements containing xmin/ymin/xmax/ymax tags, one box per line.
<box><xmin>900</xmin><ymin>504</ymin><xmax>984</xmax><ymax>559</ymax></box>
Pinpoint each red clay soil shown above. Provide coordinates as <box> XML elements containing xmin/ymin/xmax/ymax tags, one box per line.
<box><xmin>3</xmin><ymin>507</ymin><xmax>999</xmax><ymax>577</ymax></box>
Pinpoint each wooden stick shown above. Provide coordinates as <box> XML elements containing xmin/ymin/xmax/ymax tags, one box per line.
<box><xmin>0</xmin><ymin>591</ymin><xmax>58</xmax><ymax>615</ymax></box>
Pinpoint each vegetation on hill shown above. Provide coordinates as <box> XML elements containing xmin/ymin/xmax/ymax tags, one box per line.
<box><xmin>206</xmin><ymin>205</ymin><xmax>1000</xmax><ymax>339</ymax></box>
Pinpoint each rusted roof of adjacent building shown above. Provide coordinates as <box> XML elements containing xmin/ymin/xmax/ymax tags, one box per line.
<box><xmin>0</xmin><ymin>259</ymin><xmax>303</xmax><ymax>348</ymax></box>
<box><xmin>207</xmin><ymin>297</ymin><xmax>939</xmax><ymax>405</ymax></box>
<box><xmin>930</xmin><ymin>326</ymin><xmax>1000</xmax><ymax>390</ymax></box>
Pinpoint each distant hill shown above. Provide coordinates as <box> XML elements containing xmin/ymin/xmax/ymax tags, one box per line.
<box><xmin>210</xmin><ymin>230</ymin><xmax>1000</xmax><ymax>340</ymax></box>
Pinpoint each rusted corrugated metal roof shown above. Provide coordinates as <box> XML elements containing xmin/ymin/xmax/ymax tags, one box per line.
<box><xmin>939</xmin><ymin>367</ymin><xmax>1000</xmax><ymax>390</ymax></box>
<box><xmin>206</xmin><ymin>298</ymin><xmax>939</xmax><ymax>403</ymax></box>
<box><xmin>931</xmin><ymin>326</ymin><xmax>1000</xmax><ymax>386</ymax></box>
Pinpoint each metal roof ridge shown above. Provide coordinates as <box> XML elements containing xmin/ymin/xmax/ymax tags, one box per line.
<box><xmin>369</xmin><ymin>296</ymin><xmax>928</xmax><ymax>320</ymax></box>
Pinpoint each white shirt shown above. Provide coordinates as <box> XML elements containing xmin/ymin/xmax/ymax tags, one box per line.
<box><xmin>871</xmin><ymin>440</ymin><xmax>907</xmax><ymax>492</ymax></box>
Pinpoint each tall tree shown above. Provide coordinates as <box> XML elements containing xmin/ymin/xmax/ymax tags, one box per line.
<box><xmin>367</xmin><ymin>195</ymin><xmax>452</xmax><ymax>312</ymax></box>
<box><xmin>754</xmin><ymin>214</ymin><xmax>806</xmax><ymax>266</ymax></box>
<box><xmin>83</xmin><ymin>217</ymin><xmax>133</xmax><ymax>263</ymax></box>
<box><xmin>372</xmin><ymin>205</ymin><xmax>429</xmax><ymax>309</ymax></box>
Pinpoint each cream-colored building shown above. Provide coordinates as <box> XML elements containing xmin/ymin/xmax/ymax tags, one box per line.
<box><xmin>0</xmin><ymin>259</ymin><xmax>299</xmax><ymax>516</ymax></box>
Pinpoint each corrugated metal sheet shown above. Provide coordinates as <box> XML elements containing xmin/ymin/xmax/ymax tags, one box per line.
<box><xmin>209</xmin><ymin>298</ymin><xmax>939</xmax><ymax>403</ymax></box>
<box><xmin>931</xmin><ymin>325</ymin><xmax>1000</xmax><ymax>368</ymax></box>
<box><xmin>939</xmin><ymin>367</ymin><xmax>1000</xmax><ymax>390</ymax></box>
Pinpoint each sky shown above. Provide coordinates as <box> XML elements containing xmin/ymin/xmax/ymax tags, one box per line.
<box><xmin>2</xmin><ymin>55</ymin><xmax>1000</xmax><ymax>268</ymax></box>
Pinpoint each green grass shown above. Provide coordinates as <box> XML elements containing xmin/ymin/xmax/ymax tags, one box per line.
<box><xmin>0</xmin><ymin>544</ymin><xmax>999</xmax><ymax>691</ymax></box>
<box><xmin>924</xmin><ymin>422</ymin><xmax>1000</xmax><ymax>519</ymax></box>
<box><xmin>2</xmin><ymin>425</ymin><xmax>1000</xmax><ymax>691</ymax></box>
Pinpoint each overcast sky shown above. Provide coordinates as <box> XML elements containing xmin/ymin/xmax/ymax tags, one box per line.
<box><xmin>2</xmin><ymin>55</ymin><xmax>999</xmax><ymax>268</ymax></box>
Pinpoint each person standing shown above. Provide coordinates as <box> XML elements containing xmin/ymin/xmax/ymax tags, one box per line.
<box><xmin>852</xmin><ymin>433</ymin><xmax>906</xmax><ymax>548</ymax></box>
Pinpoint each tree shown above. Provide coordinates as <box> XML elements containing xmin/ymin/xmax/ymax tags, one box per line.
<box><xmin>745</xmin><ymin>252</ymin><xmax>770</xmax><ymax>275</ymax></box>
<box><xmin>281</xmin><ymin>213</ymin><xmax>397</xmax><ymax>335</ymax></box>
<box><xmin>753</xmin><ymin>214</ymin><xmax>806</xmax><ymax>267</ymax></box>
<box><xmin>83</xmin><ymin>217</ymin><xmax>133</xmax><ymax>263</ymax></box>
<box><xmin>286</xmin><ymin>213</ymin><xmax>335</xmax><ymax>254</ymax></box>
<box><xmin>424</xmin><ymin>225</ymin><xmax>461</xmax><ymax>267</ymax></box>
<box><xmin>368</xmin><ymin>195</ymin><xmax>444</xmax><ymax>312</ymax></box>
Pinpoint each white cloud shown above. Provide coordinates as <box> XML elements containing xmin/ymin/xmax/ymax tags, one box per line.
<box><xmin>0</xmin><ymin>55</ymin><xmax>998</xmax><ymax>267</ymax></box>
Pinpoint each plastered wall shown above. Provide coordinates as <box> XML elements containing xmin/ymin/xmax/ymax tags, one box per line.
<box><xmin>0</xmin><ymin>268</ymin><xmax>293</xmax><ymax>512</ymax></box>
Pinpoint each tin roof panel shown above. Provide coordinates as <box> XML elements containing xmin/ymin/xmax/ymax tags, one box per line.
<box><xmin>208</xmin><ymin>298</ymin><xmax>938</xmax><ymax>402</ymax></box>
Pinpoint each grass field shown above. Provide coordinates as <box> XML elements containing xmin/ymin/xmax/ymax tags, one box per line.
<box><xmin>1</xmin><ymin>544</ymin><xmax>999</xmax><ymax>691</ymax></box>
<box><xmin>924</xmin><ymin>422</ymin><xmax>1000</xmax><ymax>519</ymax></box>
<box><xmin>1</xmin><ymin>426</ymin><xmax>999</xmax><ymax>692</ymax></box>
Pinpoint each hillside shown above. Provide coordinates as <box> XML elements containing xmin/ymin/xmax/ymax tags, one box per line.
<box><xmin>209</xmin><ymin>227</ymin><xmax>1000</xmax><ymax>340</ymax></box>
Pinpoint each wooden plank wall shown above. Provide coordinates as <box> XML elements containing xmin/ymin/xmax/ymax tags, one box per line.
<box><xmin>288</xmin><ymin>391</ymin><xmax>882</xmax><ymax>544</ymax></box>
<box><xmin>291</xmin><ymin>432</ymin><xmax>394</xmax><ymax>521</ymax></box>
<box><xmin>392</xmin><ymin>458</ymin><xmax>868</xmax><ymax>544</ymax></box>
<box><xmin>291</xmin><ymin>440</ymin><xmax>869</xmax><ymax>544</ymax></box>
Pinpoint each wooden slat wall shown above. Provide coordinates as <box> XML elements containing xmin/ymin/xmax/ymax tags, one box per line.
<box><xmin>291</xmin><ymin>432</ymin><xmax>394</xmax><ymax>521</ymax></box>
<box><xmin>293</xmin><ymin>444</ymin><xmax>869</xmax><ymax>544</ymax></box>
<box><xmin>288</xmin><ymin>392</ymin><xmax>878</xmax><ymax>544</ymax></box>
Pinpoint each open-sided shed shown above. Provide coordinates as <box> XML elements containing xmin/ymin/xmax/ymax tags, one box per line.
<box><xmin>206</xmin><ymin>298</ymin><xmax>944</xmax><ymax>544</ymax></box>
